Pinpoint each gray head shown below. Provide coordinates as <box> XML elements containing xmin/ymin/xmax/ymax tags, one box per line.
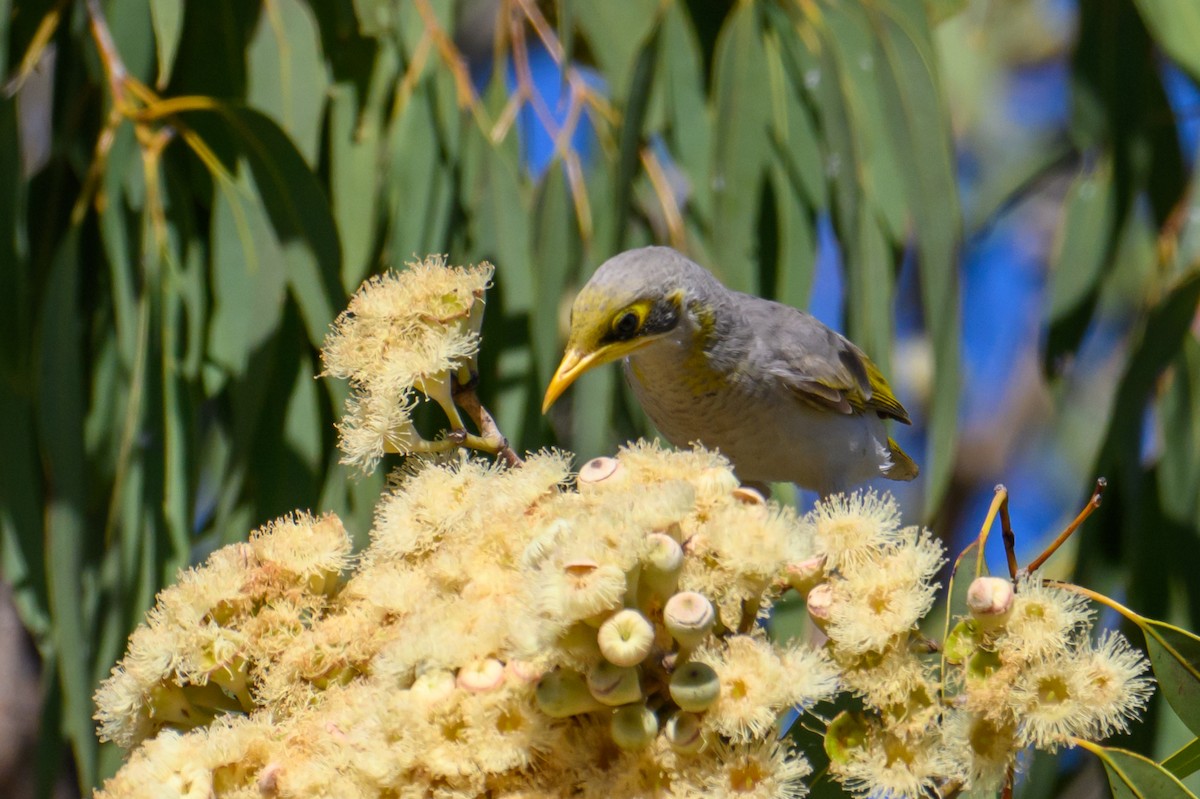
<box><xmin>541</xmin><ymin>246</ymin><xmax>722</xmax><ymax>411</ymax></box>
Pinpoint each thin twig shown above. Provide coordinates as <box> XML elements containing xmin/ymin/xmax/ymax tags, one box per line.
<box><xmin>85</xmin><ymin>0</ymin><xmax>128</xmax><ymax>105</ymax></box>
<box><xmin>974</xmin><ymin>485</ymin><xmax>1008</xmax><ymax>579</ymax></box>
<box><xmin>413</xmin><ymin>0</ymin><xmax>482</xmax><ymax>113</ymax></box>
<box><xmin>453</xmin><ymin>373</ymin><xmax>524</xmax><ymax>468</ymax></box>
<box><xmin>1022</xmin><ymin>478</ymin><xmax>1106</xmax><ymax>576</ymax></box>
<box><xmin>999</xmin><ymin>491</ymin><xmax>1018</xmax><ymax>581</ymax></box>
<box><xmin>641</xmin><ymin>146</ymin><xmax>687</xmax><ymax>249</ymax></box>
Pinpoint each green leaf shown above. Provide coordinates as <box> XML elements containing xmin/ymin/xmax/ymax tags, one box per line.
<box><xmin>572</xmin><ymin>0</ymin><xmax>662</xmax><ymax>100</ymax></box>
<box><xmin>106</xmin><ymin>0</ymin><xmax>156</xmax><ymax>85</ymax></box>
<box><xmin>769</xmin><ymin>164</ymin><xmax>817</xmax><ymax>312</ymax></box>
<box><xmin>845</xmin><ymin>209</ymin><xmax>894</xmax><ymax>374</ymax></box>
<box><xmin>247</xmin><ymin>0</ymin><xmax>330</xmax><ymax>165</ymax></box>
<box><xmin>328</xmin><ymin>41</ymin><xmax>396</xmax><ymax>292</ymax></box>
<box><xmin>764</xmin><ymin>11</ymin><xmax>825</xmax><ymax>212</ymax></box>
<box><xmin>926</xmin><ymin>0</ymin><xmax>968</xmax><ymax>25</ymax></box>
<box><xmin>1078</xmin><ymin>740</ymin><xmax>1200</xmax><ymax>799</ymax></box>
<box><xmin>149</xmin><ymin>0</ymin><xmax>184</xmax><ymax>89</ymax></box>
<box><xmin>1047</xmin><ymin>157</ymin><xmax>1116</xmax><ymax>322</ymax></box>
<box><xmin>824</xmin><ymin>3</ymin><xmax>907</xmax><ymax>239</ymax></box>
<box><xmin>1045</xmin><ymin>157</ymin><xmax>1118</xmax><ymax>370</ymax></box>
<box><xmin>610</xmin><ymin>23</ymin><xmax>660</xmax><ymax>252</ymax></box>
<box><xmin>710</xmin><ymin>1</ymin><xmax>771</xmax><ymax>294</ymax></box>
<box><xmin>352</xmin><ymin>0</ymin><xmax>393</xmax><ymax>37</ymax></box>
<box><xmin>1098</xmin><ymin>270</ymin><xmax>1200</xmax><ymax>484</ymax></box>
<box><xmin>36</xmin><ymin>232</ymin><xmax>97</xmax><ymax>792</ymax></box>
<box><xmin>207</xmin><ymin>106</ymin><xmax>343</xmax><ymax>349</ymax></box>
<box><xmin>657</xmin><ymin>2</ymin><xmax>711</xmax><ymax>222</ymax></box>
<box><xmin>531</xmin><ymin>165</ymin><xmax>581</xmax><ymax>391</ymax></box>
<box><xmin>207</xmin><ymin>167</ymin><xmax>287</xmax><ymax>381</ymax></box>
<box><xmin>386</xmin><ymin>83</ymin><xmax>453</xmax><ymax>260</ymax></box>
<box><xmin>1132</xmin><ymin>0</ymin><xmax>1200</xmax><ymax>84</ymax></box>
<box><xmin>1163</xmin><ymin>736</ymin><xmax>1200</xmax><ymax>780</ymax></box>
<box><xmin>869</xmin><ymin>0</ymin><xmax>961</xmax><ymax>518</ymax></box>
<box><xmin>1140</xmin><ymin>617</ymin><xmax>1200</xmax><ymax>737</ymax></box>
<box><xmin>1159</xmin><ymin>336</ymin><xmax>1200</xmax><ymax>526</ymax></box>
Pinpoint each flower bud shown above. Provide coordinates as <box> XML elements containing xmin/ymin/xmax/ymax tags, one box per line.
<box><xmin>586</xmin><ymin>661</ymin><xmax>644</xmax><ymax>706</ymax></box>
<box><xmin>805</xmin><ymin>582</ymin><xmax>833</xmax><ymax>631</ymax></box>
<box><xmin>610</xmin><ymin>703</ymin><xmax>659</xmax><ymax>750</ymax></box>
<box><xmin>784</xmin><ymin>555</ymin><xmax>827</xmax><ymax>597</ymax></box>
<box><xmin>641</xmin><ymin>533</ymin><xmax>684</xmax><ymax>598</ymax></box>
<box><xmin>598</xmin><ymin>609</ymin><xmax>655</xmax><ymax>666</ymax></box>
<box><xmin>536</xmin><ymin>670</ymin><xmax>605</xmax><ymax>718</ymax></box>
<box><xmin>410</xmin><ymin>669</ymin><xmax>456</xmax><ymax>702</ymax></box>
<box><xmin>559</xmin><ymin>622</ymin><xmax>602</xmax><ymax>662</ymax></box>
<box><xmin>578</xmin><ymin>457</ymin><xmax>621</xmax><ymax>486</ymax></box>
<box><xmin>663</xmin><ymin>711</ymin><xmax>705</xmax><ymax>754</ymax></box>
<box><xmin>504</xmin><ymin>659</ymin><xmax>543</xmax><ymax>685</ymax></box>
<box><xmin>564</xmin><ymin>558</ymin><xmax>599</xmax><ymax>577</ymax></box>
<box><xmin>669</xmin><ymin>661</ymin><xmax>721</xmax><ymax>712</ymax></box>
<box><xmin>456</xmin><ymin>658</ymin><xmax>506</xmax><ymax>693</ymax></box>
<box><xmin>664</xmin><ymin>592</ymin><xmax>716</xmax><ymax>649</ymax></box>
<box><xmin>732</xmin><ymin>486</ymin><xmax>767</xmax><ymax>505</ymax></box>
<box><xmin>966</xmin><ymin>576</ymin><xmax>1015</xmax><ymax>629</ymax></box>
<box><xmin>256</xmin><ymin>762</ymin><xmax>282</xmax><ymax>795</ymax></box>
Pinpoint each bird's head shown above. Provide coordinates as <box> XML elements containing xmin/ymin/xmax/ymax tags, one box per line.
<box><xmin>542</xmin><ymin>247</ymin><xmax>712</xmax><ymax>413</ymax></box>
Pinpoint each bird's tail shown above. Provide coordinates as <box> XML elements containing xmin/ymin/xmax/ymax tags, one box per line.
<box><xmin>883</xmin><ymin>437</ymin><xmax>919</xmax><ymax>481</ymax></box>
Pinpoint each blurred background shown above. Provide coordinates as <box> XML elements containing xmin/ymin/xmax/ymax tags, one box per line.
<box><xmin>1</xmin><ymin>0</ymin><xmax>1199</xmax><ymax>796</ymax></box>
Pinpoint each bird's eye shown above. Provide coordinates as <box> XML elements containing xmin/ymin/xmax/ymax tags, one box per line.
<box><xmin>614</xmin><ymin>311</ymin><xmax>640</xmax><ymax>338</ymax></box>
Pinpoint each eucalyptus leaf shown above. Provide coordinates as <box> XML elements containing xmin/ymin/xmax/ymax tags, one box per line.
<box><xmin>1140</xmin><ymin>617</ymin><xmax>1200</xmax><ymax>737</ymax></box>
<box><xmin>149</xmin><ymin>0</ymin><xmax>184</xmax><ymax>89</ymax></box>
<box><xmin>1132</xmin><ymin>0</ymin><xmax>1200</xmax><ymax>84</ymax></box>
<box><xmin>1078</xmin><ymin>740</ymin><xmax>1200</xmax><ymax>799</ymax></box>
<box><xmin>709</xmin><ymin>1</ymin><xmax>771</xmax><ymax>294</ymax></box>
<box><xmin>1163</xmin><ymin>736</ymin><xmax>1200</xmax><ymax>780</ymax></box>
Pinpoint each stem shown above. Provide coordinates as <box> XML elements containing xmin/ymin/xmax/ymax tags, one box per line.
<box><xmin>999</xmin><ymin>492</ymin><xmax>1018</xmax><ymax>581</ymax></box>
<box><xmin>452</xmin><ymin>373</ymin><xmax>524</xmax><ymax>467</ymax></box>
<box><xmin>85</xmin><ymin>0</ymin><xmax>128</xmax><ymax>106</ymax></box>
<box><xmin>974</xmin><ymin>485</ymin><xmax>1008</xmax><ymax>580</ymax></box>
<box><xmin>1048</xmin><ymin>581</ymin><xmax>1143</xmax><ymax>626</ymax></box>
<box><xmin>1022</xmin><ymin>477</ymin><xmax>1106</xmax><ymax>576</ymax></box>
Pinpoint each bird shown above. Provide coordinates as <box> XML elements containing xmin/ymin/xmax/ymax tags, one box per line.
<box><xmin>541</xmin><ymin>246</ymin><xmax>918</xmax><ymax>497</ymax></box>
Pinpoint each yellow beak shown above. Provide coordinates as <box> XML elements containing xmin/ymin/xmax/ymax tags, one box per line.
<box><xmin>543</xmin><ymin>338</ymin><xmax>656</xmax><ymax>413</ymax></box>
<box><xmin>542</xmin><ymin>348</ymin><xmax>604</xmax><ymax>413</ymax></box>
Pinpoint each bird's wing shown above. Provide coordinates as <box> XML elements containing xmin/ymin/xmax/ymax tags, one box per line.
<box><xmin>745</xmin><ymin>300</ymin><xmax>911</xmax><ymax>424</ymax></box>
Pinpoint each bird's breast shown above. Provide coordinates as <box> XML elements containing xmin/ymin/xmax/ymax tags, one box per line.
<box><xmin>624</xmin><ymin>342</ymin><xmax>892</xmax><ymax>492</ymax></box>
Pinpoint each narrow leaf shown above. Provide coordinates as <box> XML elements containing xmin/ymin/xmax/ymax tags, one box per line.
<box><xmin>1132</xmin><ymin>0</ymin><xmax>1200</xmax><ymax>84</ymax></box>
<box><xmin>149</xmin><ymin>0</ymin><xmax>184</xmax><ymax>89</ymax></box>
<box><xmin>710</xmin><ymin>1</ymin><xmax>771</xmax><ymax>294</ymax></box>
<box><xmin>1077</xmin><ymin>739</ymin><xmax>1200</xmax><ymax>799</ymax></box>
<box><xmin>1163</xmin><ymin>736</ymin><xmax>1200</xmax><ymax>780</ymax></box>
<box><xmin>1141</xmin><ymin>617</ymin><xmax>1200</xmax><ymax>736</ymax></box>
<box><xmin>1045</xmin><ymin>157</ymin><xmax>1117</xmax><ymax>369</ymax></box>
<box><xmin>869</xmin><ymin>1</ymin><xmax>961</xmax><ymax>517</ymax></box>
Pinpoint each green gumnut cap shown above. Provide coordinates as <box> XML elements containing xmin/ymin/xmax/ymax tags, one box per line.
<box><xmin>669</xmin><ymin>661</ymin><xmax>721</xmax><ymax>712</ymax></box>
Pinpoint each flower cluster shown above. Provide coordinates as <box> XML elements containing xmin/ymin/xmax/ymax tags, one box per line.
<box><xmin>941</xmin><ymin>574</ymin><xmax>1153</xmax><ymax>791</ymax></box>
<box><xmin>94</xmin><ymin>257</ymin><xmax>1157</xmax><ymax>799</ymax></box>
<box><xmin>793</xmin><ymin>492</ymin><xmax>1153</xmax><ymax>796</ymax></box>
<box><xmin>93</xmin><ymin>513</ymin><xmax>352</xmax><ymax>749</ymax></box>
<box><xmin>95</xmin><ymin>445</ymin><xmax>840</xmax><ymax>799</ymax></box>
<box><xmin>320</xmin><ymin>255</ymin><xmax>493</xmax><ymax>471</ymax></box>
